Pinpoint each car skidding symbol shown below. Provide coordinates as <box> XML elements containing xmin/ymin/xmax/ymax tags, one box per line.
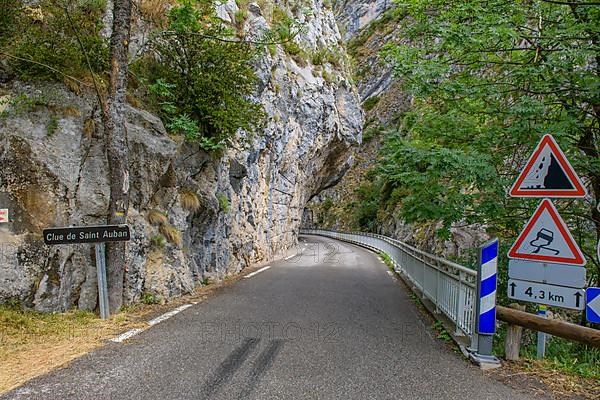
<box><xmin>529</xmin><ymin>228</ymin><xmax>560</xmax><ymax>255</ymax></box>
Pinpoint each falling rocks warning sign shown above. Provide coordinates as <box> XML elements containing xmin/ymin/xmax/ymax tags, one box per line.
<box><xmin>509</xmin><ymin>134</ymin><xmax>587</xmax><ymax>198</ymax></box>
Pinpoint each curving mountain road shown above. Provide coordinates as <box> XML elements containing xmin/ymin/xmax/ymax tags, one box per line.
<box><xmin>3</xmin><ymin>235</ymin><xmax>542</xmax><ymax>400</ymax></box>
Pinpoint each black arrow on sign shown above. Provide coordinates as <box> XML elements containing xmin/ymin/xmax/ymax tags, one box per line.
<box><xmin>510</xmin><ymin>282</ymin><xmax>516</xmax><ymax>297</ymax></box>
<box><xmin>574</xmin><ymin>292</ymin><xmax>582</xmax><ymax>308</ymax></box>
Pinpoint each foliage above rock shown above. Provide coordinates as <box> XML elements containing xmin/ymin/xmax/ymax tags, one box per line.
<box><xmin>374</xmin><ymin>0</ymin><xmax>599</xmax><ymax>283</ymax></box>
<box><xmin>134</xmin><ymin>0</ymin><xmax>267</xmax><ymax>151</ymax></box>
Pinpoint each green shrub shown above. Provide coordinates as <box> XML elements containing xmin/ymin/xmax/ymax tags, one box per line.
<box><xmin>362</xmin><ymin>125</ymin><xmax>383</xmax><ymax>142</ymax></box>
<box><xmin>136</xmin><ymin>0</ymin><xmax>265</xmax><ymax>151</ymax></box>
<box><xmin>46</xmin><ymin>115</ymin><xmax>59</xmax><ymax>137</ymax></box>
<box><xmin>216</xmin><ymin>193</ymin><xmax>230</xmax><ymax>213</ymax></box>
<box><xmin>363</xmin><ymin>96</ymin><xmax>380</xmax><ymax>111</ymax></box>
<box><xmin>150</xmin><ymin>234</ymin><xmax>166</xmax><ymax>249</ymax></box>
<box><xmin>6</xmin><ymin>1</ymin><xmax>108</xmax><ymax>82</ymax></box>
<box><xmin>141</xmin><ymin>291</ymin><xmax>159</xmax><ymax>305</ymax></box>
<box><xmin>0</xmin><ymin>0</ymin><xmax>20</xmax><ymax>47</ymax></box>
<box><xmin>322</xmin><ymin>198</ymin><xmax>334</xmax><ymax>211</ymax></box>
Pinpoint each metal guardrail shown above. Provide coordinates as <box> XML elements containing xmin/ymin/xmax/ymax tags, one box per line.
<box><xmin>301</xmin><ymin>229</ymin><xmax>478</xmax><ymax>339</ymax></box>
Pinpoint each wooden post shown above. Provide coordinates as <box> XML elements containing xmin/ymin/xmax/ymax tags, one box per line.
<box><xmin>504</xmin><ymin>303</ymin><xmax>526</xmax><ymax>361</ymax></box>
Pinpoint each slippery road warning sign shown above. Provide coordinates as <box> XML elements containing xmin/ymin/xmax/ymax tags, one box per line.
<box><xmin>509</xmin><ymin>134</ymin><xmax>587</xmax><ymax>198</ymax></box>
<box><xmin>508</xmin><ymin>199</ymin><xmax>586</xmax><ymax>266</ymax></box>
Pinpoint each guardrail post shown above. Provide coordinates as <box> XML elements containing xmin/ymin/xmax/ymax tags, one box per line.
<box><xmin>469</xmin><ymin>238</ymin><xmax>500</xmax><ymax>367</ymax></box>
<box><xmin>422</xmin><ymin>257</ymin><xmax>427</xmax><ymax>300</ymax></box>
<box><xmin>505</xmin><ymin>303</ymin><xmax>526</xmax><ymax>360</ymax></box>
<box><xmin>435</xmin><ymin>266</ymin><xmax>440</xmax><ymax>313</ymax></box>
<box><xmin>455</xmin><ymin>270</ymin><xmax>466</xmax><ymax>336</ymax></box>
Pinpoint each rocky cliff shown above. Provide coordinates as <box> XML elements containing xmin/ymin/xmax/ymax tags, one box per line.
<box><xmin>0</xmin><ymin>1</ymin><xmax>363</xmax><ymax>311</ymax></box>
<box><xmin>308</xmin><ymin>1</ymin><xmax>489</xmax><ymax>259</ymax></box>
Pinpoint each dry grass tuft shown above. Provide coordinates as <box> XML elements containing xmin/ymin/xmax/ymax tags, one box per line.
<box><xmin>139</xmin><ymin>0</ymin><xmax>173</xmax><ymax>25</ymax></box>
<box><xmin>147</xmin><ymin>209</ymin><xmax>168</xmax><ymax>226</ymax></box>
<box><xmin>126</xmin><ymin>93</ymin><xmax>142</xmax><ymax>108</ymax></box>
<box><xmin>83</xmin><ymin>118</ymin><xmax>95</xmax><ymax>138</ymax></box>
<box><xmin>62</xmin><ymin>107</ymin><xmax>81</xmax><ymax>117</ymax></box>
<box><xmin>159</xmin><ymin>224</ymin><xmax>182</xmax><ymax>247</ymax></box>
<box><xmin>179</xmin><ymin>190</ymin><xmax>201</xmax><ymax>213</ymax></box>
<box><xmin>63</xmin><ymin>78</ymin><xmax>81</xmax><ymax>95</ymax></box>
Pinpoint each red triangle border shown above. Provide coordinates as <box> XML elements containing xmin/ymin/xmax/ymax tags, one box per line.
<box><xmin>507</xmin><ymin>199</ymin><xmax>586</xmax><ymax>266</ymax></box>
<box><xmin>509</xmin><ymin>134</ymin><xmax>587</xmax><ymax>198</ymax></box>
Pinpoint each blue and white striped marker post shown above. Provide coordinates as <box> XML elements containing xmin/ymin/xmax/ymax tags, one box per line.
<box><xmin>470</xmin><ymin>238</ymin><xmax>500</xmax><ymax>366</ymax></box>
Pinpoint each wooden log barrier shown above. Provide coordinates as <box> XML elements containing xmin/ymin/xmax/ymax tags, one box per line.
<box><xmin>497</xmin><ymin>305</ymin><xmax>600</xmax><ymax>348</ymax></box>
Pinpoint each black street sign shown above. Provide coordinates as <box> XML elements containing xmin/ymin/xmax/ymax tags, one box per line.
<box><xmin>43</xmin><ymin>225</ymin><xmax>130</xmax><ymax>245</ymax></box>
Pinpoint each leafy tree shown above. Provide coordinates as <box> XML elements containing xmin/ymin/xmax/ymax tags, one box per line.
<box><xmin>2</xmin><ymin>0</ymin><xmax>108</xmax><ymax>81</ymax></box>
<box><xmin>137</xmin><ymin>0</ymin><xmax>265</xmax><ymax>150</ymax></box>
<box><xmin>380</xmin><ymin>0</ymin><xmax>599</xmax><ymax>284</ymax></box>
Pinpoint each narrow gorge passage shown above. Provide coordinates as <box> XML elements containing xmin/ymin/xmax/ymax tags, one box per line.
<box><xmin>2</xmin><ymin>236</ymin><xmax>540</xmax><ymax>400</ymax></box>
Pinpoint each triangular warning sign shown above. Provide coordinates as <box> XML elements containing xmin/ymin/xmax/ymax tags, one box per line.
<box><xmin>508</xmin><ymin>199</ymin><xmax>586</xmax><ymax>266</ymax></box>
<box><xmin>509</xmin><ymin>134</ymin><xmax>587</xmax><ymax>198</ymax></box>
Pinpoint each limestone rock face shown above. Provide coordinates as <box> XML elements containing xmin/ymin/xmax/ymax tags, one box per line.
<box><xmin>308</xmin><ymin>1</ymin><xmax>489</xmax><ymax>258</ymax></box>
<box><xmin>0</xmin><ymin>1</ymin><xmax>363</xmax><ymax>311</ymax></box>
<box><xmin>335</xmin><ymin>0</ymin><xmax>393</xmax><ymax>41</ymax></box>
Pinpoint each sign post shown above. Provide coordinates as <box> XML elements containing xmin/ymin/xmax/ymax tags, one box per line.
<box><xmin>95</xmin><ymin>243</ymin><xmax>110</xmax><ymax>319</ymax></box>
<box><xmin>536</xmin><ymin>305</ymin><xmax>547</xmax><ymax>359</ymax></box>
<box><xmin>470</xmin><ymin>238</ymin><xmax>501</xmax><ymax>367</ymax></box>
<box><xmin>506</xmin><ymin>134</ymin><xmax>591</xmax><ymax>354</ymax></box>
<box><xmin>43</xmin><ymin>225</ymin><xmax>130</xmax><ymax>319</ymax></box>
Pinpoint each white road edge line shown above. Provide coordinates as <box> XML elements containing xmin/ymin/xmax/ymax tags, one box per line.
<box><xmin>111</xmin><ymin>328</ymin><xmax>144</xmax><ymax>343</ymax></box>
<box><xmin>244</xmin><ymin>266</ymin><xmax>271</xmax><ymax>278</ymax></box>
<box><xmin>110</xmin><ymin>304</ymin><xmax>194</xmax><ymax>343</ymax></box>
<box><xmin>284</xmin><ymin>254</ymin><xmax>296</xmax><ymax>260</ymax></box>
<box><xmin>148</xmin><ymin>304</ymin><xmax>193</xmax><ymax>326</ymax></box>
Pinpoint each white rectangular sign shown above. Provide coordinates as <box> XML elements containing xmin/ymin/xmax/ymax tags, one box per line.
<box><xmin>508</xmin><ymin>279</ymin><xmax>585</xmax><ymax>310</ymax></box>
<box><xmin>508</xmin><ymin>259</ymin><xmax>586</xmax><ymax>289</ymax></box>
<box><xmin>0</xmin><ymin>209</ymin><xmax>8</xmax><ymax>223</ymax></box>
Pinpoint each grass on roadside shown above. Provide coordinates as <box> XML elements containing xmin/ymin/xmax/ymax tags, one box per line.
<box><xmin>0</xmin><ymin>265</ymin><xmax>256</xmax><ymax>395</ymax></box>
<box><xmin>378</xmin><ymin>251</ymin><xmax>395</xmax><ymax>271</ymax></box>
<box><xmin>0</xmin><ymin>303</ymin><xmax>147</xmax><ymax>394</ymax></box>
<box><xmin>493</xmin><ymin>324</ymin><xmax>600</xmax><ymax>381</ymax></box>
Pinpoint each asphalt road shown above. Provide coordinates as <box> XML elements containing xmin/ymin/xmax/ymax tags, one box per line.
<box><xmin>3</xmin><ymin>235</ymin><xmax>541</xmax><ymax>400</ymax></box>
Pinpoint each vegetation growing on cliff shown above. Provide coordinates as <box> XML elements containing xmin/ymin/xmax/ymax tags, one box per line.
<box><xmin>134</xmin><ymin>0</ymin><xmax>265</xmax><ymax>151</ymax></box>
<box><xmin>1</xmin><ymin>0</ymin><xmax>108</xmax><ymax>84</ymax></box>
<box><xmin>0</xmin><ymin>0</ymin><xmax>267</xmax><ymax>151</ymax></box>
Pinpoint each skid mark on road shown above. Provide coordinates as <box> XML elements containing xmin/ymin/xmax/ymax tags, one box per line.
<box><xmin>199</xmin><ymin>337</ymin><xmax>260</xmax><ymax>398</ymax></box>
<box><xmin>238</xmin><ymin>339</ymin><xmax>284</xmax><ymax>399</ymax></box>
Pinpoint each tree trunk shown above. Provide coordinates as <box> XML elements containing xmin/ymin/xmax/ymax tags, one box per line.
<box><xmin>102</xmin><ymin>0</ymin><xmax>132</xmax><ymax>314</ymax></box>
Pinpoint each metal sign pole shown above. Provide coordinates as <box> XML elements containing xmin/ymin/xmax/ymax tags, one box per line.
<box><xmin>536</xmin><ymin>305</ymin><xmax>547</xmax><ymax>359</ymax></box>
<box><xmin>95</xmin><ymin>243</ymin><xmax>110</xmax><ymax>319</ymax></box>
